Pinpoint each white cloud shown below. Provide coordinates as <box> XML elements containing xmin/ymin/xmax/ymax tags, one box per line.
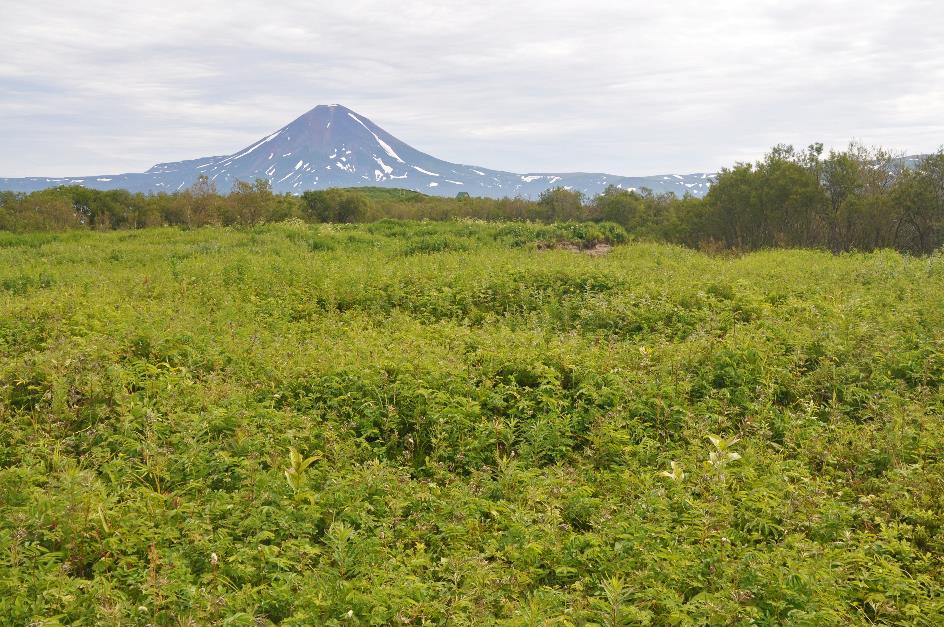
<box><xmin>1</xmin><ymin>0</ymin><xmax>942</xmax><ymax>177</ymax></box>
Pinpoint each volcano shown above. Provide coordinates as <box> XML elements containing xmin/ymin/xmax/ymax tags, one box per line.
<box><xmin>0</xmin><ymin>105</ymin><xmax>717</xmax><ymax>198</ymax></box>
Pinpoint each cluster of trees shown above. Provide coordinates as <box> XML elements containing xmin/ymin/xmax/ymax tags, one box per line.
<box><xmin>535</xmin><ymin>144</ymin><xmax>944</xmax><ymax>254</ymax></box>
<box><xmin>0</xmin><ymin>177</ymin><xmax>540</xmax><ymax>231</ymax></box>
<box><xmin>0</xmin><ymin>176</ymin><xmax>296</xmax><ymax>231</ymax></box>
<box><xmin>3</xmin><ymin>144</ymin><xmax>943</xmax><ymax>254</ymax></box>
<box><xmin>698</xmin><ymin>144</ymin><xmax>944</xmax><ymax>254</ymax></box>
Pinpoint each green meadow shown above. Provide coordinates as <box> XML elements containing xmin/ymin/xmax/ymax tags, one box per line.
<box><xmin>2</xmin><ymin>220</ymin><xmax>944</xmax><ymax>624</ymax></box>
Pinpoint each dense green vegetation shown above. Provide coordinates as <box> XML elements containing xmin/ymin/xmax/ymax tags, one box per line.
<box><xmin>2</xmin><ymin>220</ymin><xmax>944</xmax><ymax>624</ymax></box>
<box><xmin>3</xmin><ymin>144</ymin><xmax>944</xmax><ymax>254</ymax></box>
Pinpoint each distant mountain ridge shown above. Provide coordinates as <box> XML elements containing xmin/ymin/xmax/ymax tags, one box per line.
<box><xmin>0</xmin><ymin>104</ymin><xmax>720</xmax><ymax>197</ymax></box>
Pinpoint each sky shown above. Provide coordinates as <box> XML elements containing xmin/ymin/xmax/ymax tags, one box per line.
<box><xmin>1</xmin><ymin>0</ymin><xmax>942</xmax><ymax>178</ymax></box>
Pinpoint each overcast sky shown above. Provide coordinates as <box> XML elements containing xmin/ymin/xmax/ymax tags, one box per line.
<box><xmin>2</xmin><ymin>0</ymin><xmax>942</xmax><ymax>178</ymax></box>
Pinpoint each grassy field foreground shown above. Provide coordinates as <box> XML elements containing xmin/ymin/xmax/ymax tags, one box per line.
<box><xmin>2</xmin><ymin>220</ymin><xmax>944</xmax><ymax>624</ymax></box>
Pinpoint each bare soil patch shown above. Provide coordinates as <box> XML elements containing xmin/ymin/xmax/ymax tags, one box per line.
<box><xmin>540</xmin><ymin>241</ymin><xmax>613</xmax><ymax>256</ymax></box>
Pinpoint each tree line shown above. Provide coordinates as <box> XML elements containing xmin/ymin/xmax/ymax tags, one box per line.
<box><xmin>2</xmin><ymin>143</ymin><xmax>943</xmax><ymax>254</ymax></box>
